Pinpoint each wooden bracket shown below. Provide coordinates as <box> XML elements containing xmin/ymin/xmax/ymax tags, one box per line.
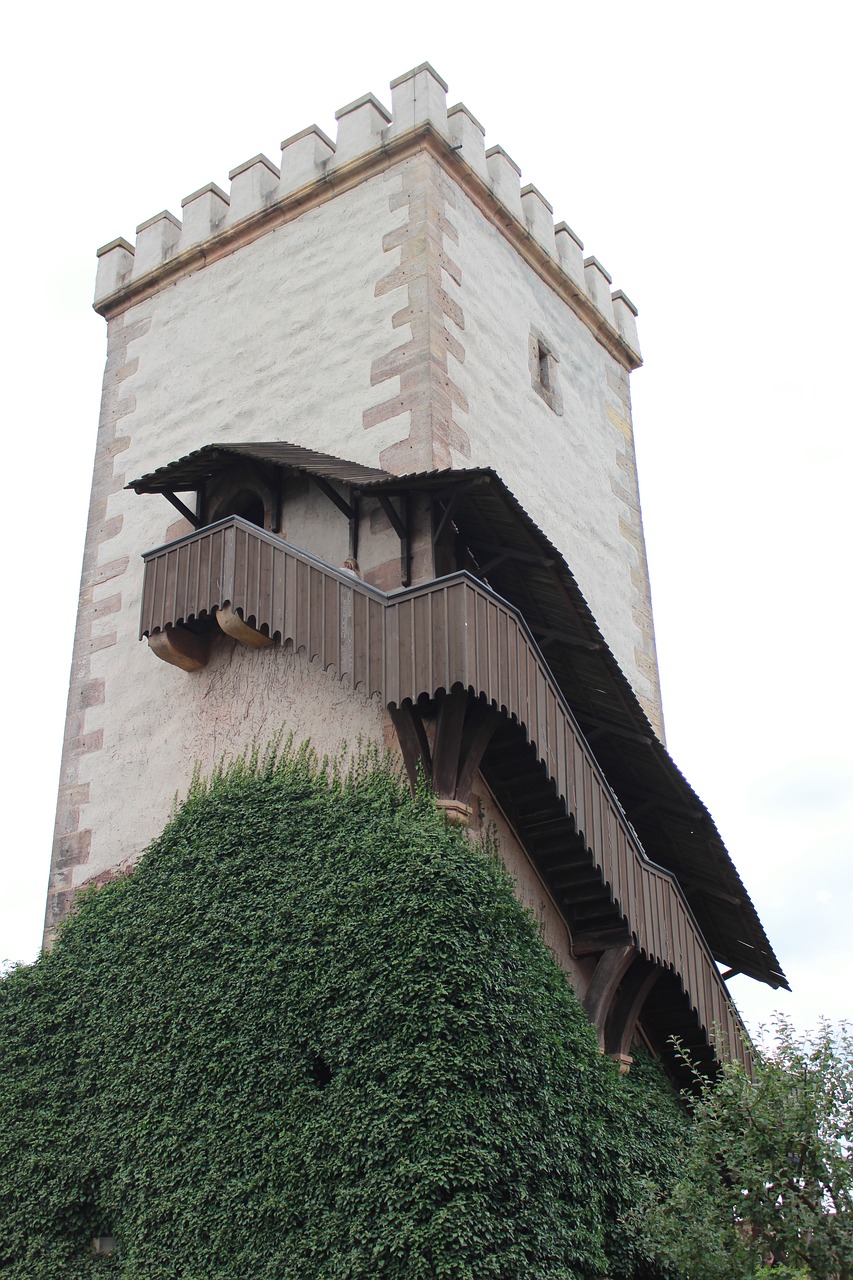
<box><xmin>475</xmin><ymin>546</ymin><xmax>555</xmax><ymax>574</ymax></box>
<box><xmin>432</xmin><ymin>490</ymin><xmax>466</xmax><ymax>548</ymax></box>
<box><xmin>604</xmin><ymin>962</ymin><xmax>661</xmax><ymax>1061</ymax></box>
<box><xmin>581</xmin><ymin>948</ymin><xmax>663</xmax><ymax>1064</ymax></box>
<box><xmin>349</xmin><ymin>489</ymin><xmax>360</xmax><ymax>560</ymax></box>
<box><xmin>311</xmin><ymin>475</ymin><xmax>355</xmax><ymax>521</ymax></box>
<box><xmin>432</xmin><ymin>688</ymin><xmax>469</xmax><ymax>796</ymax></box>
<box><xmin>162</xmin><ymin>489</ymin><xmax>202</xmax><ymax>529</ymax></box>
<box><xmin>571</xmin><ymin>927</ymin><xmax>632</xmax><ymax>956</ymax></box>
<box><xmin>378</xmin><ymin>493</ymin><xmax>411</xmax><ymax>587</ymax></box>
<box><xmin>388</xmin><ymin>702</ymin><xmax>432</xmax><ymax>792</ymax></box>
<box><xmin>580</xmin><ymin>716</ymin><xmax>654</xmax><ymax>747</ymax></box>
<box><xmin>582</xmin><ymin>943</ymin><xmax>636</xmax><ymax>1048</ymax></box>
<box><xmin>273</xmin><ymin>470</ymin><xmax>283</xmax><ymax>534</ymax></box>
<box><xmin>389</xmin><ymin>690</ymin><xmax>501</xmax><ymax>817</ymax></box>
<box><xmin>532</xmin><ymin>626</ymin><xmax>600</xmax><ymax>653</ymax></box>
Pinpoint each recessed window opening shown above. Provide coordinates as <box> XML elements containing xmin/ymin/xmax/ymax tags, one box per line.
<box><xmin>529</xmin><ymin>328</ymin><xmax>563</xmax><ymax>416</ymax></box>
<box><xmin>538</xmin><ymin>343</ymin><xmax>551</xmax><ymax>390</ymax></box>
<box><xmin>220</xmin><ymin>489</ymin><xmax>265</xmax><ymax>528</ymax></box>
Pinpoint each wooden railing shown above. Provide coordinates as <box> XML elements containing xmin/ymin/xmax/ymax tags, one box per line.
<box><xmin>141</xmin><ymin>517</ymin><xmax>750</xmax><ymax>1068</ymax></box>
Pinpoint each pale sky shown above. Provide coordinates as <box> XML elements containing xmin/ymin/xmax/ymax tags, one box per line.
<box><xmin>1</xmin><ymin>0</ymin><xmax>850</xmax><ymax>1039</ymax></box>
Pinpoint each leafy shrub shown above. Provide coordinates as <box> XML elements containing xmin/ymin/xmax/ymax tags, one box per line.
<box><xmin>632</xmin><ymin>1018</ymin><xmax>853</xmax><ymax>1279</ymax></box>
<box><xmin>0</xmin><ymin>744</ymin><xmax>686</xmax><ymax>1279</ymax></box>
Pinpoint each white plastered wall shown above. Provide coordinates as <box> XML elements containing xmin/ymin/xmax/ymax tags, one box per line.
<box><xmin>447</xmin><ymin>178</ymin><xmax>663</xmax><ymax>735</ymax></box>
<box><xmin>282</xmin><ymin>481</ymin><xmax>401</xmax><ymax>582</ymax></box>
<box><xmin>121</xmin><ymin>170</ymin><xmax>411</xmax><ymax>487</ymax></box>
<box><xmin>69</xmin><ymin>168</ymin><xmax>418</xmax><ymax>892</ymax></box>
<box><xmin>78</xmin><ymin>640</ymin><xmax>390</xmax><ymax>880</ymax></box>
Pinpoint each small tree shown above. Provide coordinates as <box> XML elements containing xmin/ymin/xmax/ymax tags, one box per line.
<box><xmin>636</xmin><ymin>1016</ymin><xmax>853</xmax><ymax>1279</ymax></box>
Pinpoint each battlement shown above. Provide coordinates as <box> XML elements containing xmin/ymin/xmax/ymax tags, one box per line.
<box><xmin>94</xmin><ymin>62</ymin><xmax>641</xmax><ymax>366</ymax></box>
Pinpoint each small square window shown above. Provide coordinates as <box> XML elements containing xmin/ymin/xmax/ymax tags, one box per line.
<box><xmin>529</xmin><ymin>329</ymin><xmax>563</xmax><ymax>416</ymax></box>
<box><xmin>538</xmin><ymin>343</ymin><xmax>552</xmax><ymax>391</ymax></box>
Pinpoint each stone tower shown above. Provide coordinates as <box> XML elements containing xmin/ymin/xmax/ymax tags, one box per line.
<box><xmin>48</xmin><ymin>63</ymin><xmax>785</xmax><ymax>1075</ymax></box>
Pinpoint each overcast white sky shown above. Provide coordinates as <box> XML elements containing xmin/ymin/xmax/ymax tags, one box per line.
<box><xmin>1</xmin><ymin>1</ymin><xmax>850</xmax><ymax>1039</ymax></box>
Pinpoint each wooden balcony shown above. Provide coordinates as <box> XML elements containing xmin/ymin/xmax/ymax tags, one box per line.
<box><xmin>141</xmin><ymin>516</ymin><xmax>751</xmax><ymax>1072</ymax></box>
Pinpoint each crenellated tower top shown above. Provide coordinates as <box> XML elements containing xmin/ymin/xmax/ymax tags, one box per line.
<box><xmin>94</xmin><ymin>62</ymin><xmax>641</xmax><ymax>368</ymax></box>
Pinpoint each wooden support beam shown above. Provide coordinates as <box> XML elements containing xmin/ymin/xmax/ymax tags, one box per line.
<box><xmin>522</xmin><ymin>816</ymin><xmax>574</xmax><ymax>837</ymax></box>
<box><xmin>432</xmin><ymin>490</ymin><xmax>466</xmax><ymax>548</ymax></box>
<box><xmin>348</xmin><ymin>489</ymin><xmax>360</xmax><ymax>560</ymax></box>
<box><xmin>162</xmin><ymin>489</ymin><xmax>202</xmax><ymax>528</ymax></box>
<box><xmin>477</xmin><ymin>546</ymin><xmax>555</xmax><ymax>574</ymax></box>
<box><xmin>399</xmin><ymin>494</ymin><xmax>411</xmax><ymax>588</ymax></box>
<box><xmin>377</xmin><ymin>493</ymin><xmax>406</xmax><ymax>540</ymax></box>
<box><xmin>432</xmin><ymin>688</ymin><xmax>469</xmax><ymax>798</ymax></box>
<box><xmin>579</xmin><ymin>716</ymin><xmax>654</xmax><ymax>747</ymax></box>
<box><xmin>377</xmin><ymin>493</ymin><xmax>411</xmax><ymax>587</ymax></box>
<box><xmin>508</xmin><ymin>806</ymin><xmax>560</xmax><ymax>829</ymax></box>
<box><xmin>388</xmin><ymin>702</ymin><xmax>431</xmax><ymax>793</ymax></box>
<box><xmin>455</xmin><ymin>703</ymin><xmax>501</xmax><ymax>801</ymax></box>
<box><xmin>498</xmin><ymin>774</ymin><xmax>552</xmax><ymax>800</ymax></box>
<box><xmin>535</xmin><ymin>851</ymin><xmax>590</xmax><ymax>873</ymax></box>
<box><xmin>582</xmin><ymin>943</ymin><xmax>636</xmax><ymax>1048</ymax></box>
<box><xmin>562</xmin><ymin>885</ymin><xmax>611</xmax><ymax>906</ymax></box>
<box><xmin>532</xmin><ymin>626</ymin><xmax>601</xmax><ymax>653</ymax></box>
<box><xmin>626</xmin><ymin>796</ymin><xmax>706</xmax><ymax>823</ymax></box>
<box><xmin>510</xmin><ymin>806</ymin><xmax>562</xmax><ymax>825</ymax></box>
<box><xmin>678</xmin><ymin>874</ymin><xmax>742</xmax><ymax>907</ymax></box>
<box><xmin>311</xmin><ymin>475</ymin><xmax>355</xmax><ymax>521</ymax></box>
<box><xmin>604</xmin><ymin>962</ymin><xmax>661</xmax><ymax>1060</ymax></box>
<box><xmin>216</xmin><ymin>605</ymin><xmax>273</xmax><ymax>648</ymax></box>
<box><xmin>572</xmin><ymin>927</ymin><xmax>632</xmax><ymax>957</ymax></box>
<box><xmin>391</xmin><ymin>692</ymin><xmax>501</xmax><ymax>813</ymax></box>
<box><xmin>529</xmin><ymin>820</ymin><xmax>583</xmax><ymax>841</ymax></box>
<box><xmin>543</xmin><ymin>867</ymin><xmax>596</xmax><ymax>890</ymax></box>
<box><xmin>624</xmin><ymin>797</ymin><xmax>657</xmax><ymax>822</ymax></box>
<box><xmin>550</xmin><ymin>871</ymin><xmax>603</xmax><ymax>894</ymax></box>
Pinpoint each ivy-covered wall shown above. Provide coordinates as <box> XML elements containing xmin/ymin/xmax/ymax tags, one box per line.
<box><xmin>0</xmin><ymin>746</ymin><xmax>686</xmax><ymax>1279</ymax></box>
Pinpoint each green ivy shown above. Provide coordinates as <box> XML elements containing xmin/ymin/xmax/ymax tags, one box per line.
<box><xmin>0</xmin><ymin>744</ymin><xmax>686</xmax><ymax>1279</ymax></box>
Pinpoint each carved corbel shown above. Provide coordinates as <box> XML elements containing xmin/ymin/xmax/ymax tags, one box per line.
<box><xmin>582</xmin><ymin>946</ymin><xmax>662</xmax><ymax>1071</ymax></box>
<box><xmin>148</xmin><ymin>626</ymin><xmax>209</xmax><ymax>671</ymax></box>
<box><xmin>604</xmin><ymin>960</ymin><xmax>661</xmax><ymax>1063</ymax></box>
<box><xmin>215</xmin><ymin>604</ymin><xmax>273</xmax><ymax>648</ymax></box>
<box><xmin>389</xmin><ymin>687</ymin><xmax>501</xmax><ymax>823</ymax></box>
<box><xmin>582</xmin><ymin>943</ymin><xmax>636</xmax><ymax>1051</ymax></box>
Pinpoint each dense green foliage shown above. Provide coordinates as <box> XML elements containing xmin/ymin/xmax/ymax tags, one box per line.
<box><xmin>635</xmin><ymin>1019</ymin><xmax>853</xmax><ymax>1279</ymax></box>
<box><xmin>0</xmin><ymin>745</ymin><xmax>687</xmax><ymax>1279</ymax></box>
